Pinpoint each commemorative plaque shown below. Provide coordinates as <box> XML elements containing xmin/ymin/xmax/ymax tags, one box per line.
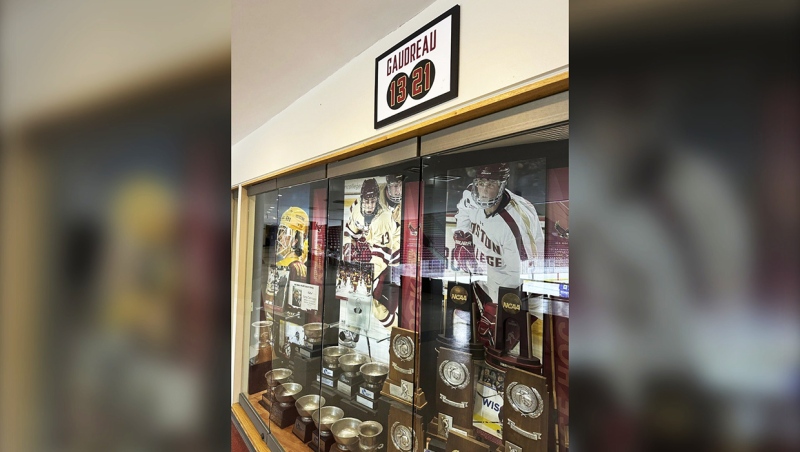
<box><xmin>387</xmin><ymin>401</ymin><xmax>423</xmax><ymax>452</ymax></box>
<box><xmin>428</xmin><ymin>346</ymin><xmax>474</xmax><ymax>441</ymax></box>
<box><xmin>381</xmin><ymin>327</ymin><xmax>427</xmax><ymax>408</ymax></box>
<box><xmin>445</xmin><ymin>430</ymin><xmax>490</xmax><ymax>452</ymax></box>
<box><xmin>487</xmin><ymin>287</ymin><xmax>541</xmax><ymax>373</ymax></box>
<box><xmin>502</xmin><ymin>367</ymin><xmax>548</xmax><ymax>452</ymax></box>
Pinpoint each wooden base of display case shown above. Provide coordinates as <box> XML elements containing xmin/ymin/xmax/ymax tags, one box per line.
<box><xmin>247</xmin><ymin>390</ymin><xmax>313</xmax><ymax>451</ymax></box>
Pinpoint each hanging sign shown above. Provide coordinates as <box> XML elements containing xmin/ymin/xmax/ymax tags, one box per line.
<box><xmin>374</xmin><ymin>5</ymin><xmax>460</xmax><ymax>129</ymax></box>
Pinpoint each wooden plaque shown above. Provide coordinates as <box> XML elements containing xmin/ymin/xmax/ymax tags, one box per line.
<box><xmin>382</xmin><ymin>326</ymin><xmax>427</xmax><ymax>408</ymax></box>
<box><xmin>435</xmin><ymin>346</ymin><xmax>474</xmax><ymax>436</ymax></box>
<box><xmin>446</xmin><ymin>430</ymin><xmax>490</xmax><ymax>452</ymax></box>
<box><xmin>387</xmin><ymin>401</ymin><xmax>423</xmax><ymax>452</ymax></box>
<box><xmin>502</xmin><ymin>367</ymin><xmax>548</xmax><ymax>452</ymax></box>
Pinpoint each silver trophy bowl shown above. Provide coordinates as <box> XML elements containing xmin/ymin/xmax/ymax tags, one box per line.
<box><xmin>312</xmin><ymin>406</ymin><xmax>345</xmax><ymax>433</ymax></box>
<box><xmin>357</xmin><ymin>421</ymin><xmax>383</xmax><ymax>450</ymax></box>
<box><xmin>339</xmin><ymin>353</ymin><xmax>370</xmax><ymax>377</ymax></box>
<box><xmin>295</xmin><ymin>394</ymin><xmax>325</xmax><ymax>422</ymax></box>
<box><xmin>265</xmin><ymin>368</ymin><xmax>292</xmax><ymax>387</ymax></box>
<box><xmin>274</xmin><ymin>382</ymin><xmax>303</xmax><ymax>406</ymax></box>
<box><xmin>331</xmin><ymin>417</ymin><xmax>362</xmax><ymax>451</ymax></box>
<box><xmin>303</xmin><ymin>322</ymin><xmax>324</xmax><ymax>345</ymax></box>
<box><xmin>322</xmin><ymin>346</ymin><xmax>350</xmax><ymax>369</ymax></box>
<box><xmin>359</xmin><ymin>362</ymin><xmax>389</xmax><ymax>390</ymax></box>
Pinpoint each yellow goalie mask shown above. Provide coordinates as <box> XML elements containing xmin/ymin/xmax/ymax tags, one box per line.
<box><xmin>277</xmin><ymin>206</ymin><xmax>309</xmax><ymax>266</ymax></box>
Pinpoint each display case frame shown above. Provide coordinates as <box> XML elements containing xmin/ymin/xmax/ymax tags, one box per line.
<box><xmin>231</xmin><ymin>73</ymin><xmax>569</xmax><ymax>452</ymax></box>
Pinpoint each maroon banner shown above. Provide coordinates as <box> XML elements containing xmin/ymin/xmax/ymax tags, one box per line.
<box><xmin>309</xmin><ymin>187</ymin><xmax>327</xmax><ymax>320</ymax></box>
<box><xmin>400</xmin><ymin>180</ymin><xmax>421</xmax><ymax>331</ymax></box>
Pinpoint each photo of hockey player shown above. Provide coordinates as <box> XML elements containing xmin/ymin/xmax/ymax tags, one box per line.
<box><xmin>338</xmin><ymin>176</ymin><xmax>403</xmax><ymax>334</ymax></box>
<box><xmin>447</xmin><ymin>161</ymin><xmax>546</xmax><ymax>352</ymax></box>
<box><xmin>273</xmin><ymin>206</ymin><xmax>309</xmax><ymax>309</ymax></box>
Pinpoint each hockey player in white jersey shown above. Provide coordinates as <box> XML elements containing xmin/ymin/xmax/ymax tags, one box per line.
<box><xmin>452</xmin><ymin>163</ymin><xmax>544</xmax><ymax>347</ymax></box>
<box><xmin>343</xmin><ymin>178</ymin><xmax>401</xmax><ymax>328</ymax></box>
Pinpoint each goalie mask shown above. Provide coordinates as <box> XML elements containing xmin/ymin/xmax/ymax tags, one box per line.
<box><xmin>360</xmin><ymin>178</ymin><xmax>380</xmax><ymax>224</ymax></box>
<box><xmin>471</xmin><ymin>163</ymin><xmax>510</xmax><ymax>209</ymax></box>
<box><xmin>277</xmin><ymin>206</ymin><xmax>309</xmax><ymax>264</ymax></box>
<box><xmin>385</xmin><ymin>174</ymin><xmax>403</xmax><ymax>204</ymax></box>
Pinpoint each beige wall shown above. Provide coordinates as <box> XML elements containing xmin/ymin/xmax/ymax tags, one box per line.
<box><xmin>231</xmin><ymin>0</ymin><xmax>568</xmax><ymax>185</ymax></box>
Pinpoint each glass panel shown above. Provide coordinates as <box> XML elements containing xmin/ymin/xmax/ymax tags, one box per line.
<box><xmin>244</xmin><ymin>190</ymin><xmax>279</xmax><ymax>433</ymax></box>
<box><xmin>320</xmin><ymin>160</ymin><xmax>422</xmax><ymax>452</ymax></box>
<box><xmin>419</xmin><ymin>130</ymin><xmax>569</xmax><ymax>451</ymax></box>
<box><xmin>267</xmin><ymin>180</ymin><xmax>329</xmax><ymax>445</ymax></box>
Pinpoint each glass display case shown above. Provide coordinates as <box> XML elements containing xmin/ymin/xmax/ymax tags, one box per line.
<box><xmin>237</xmin><ymin>104</ymin><xmax>569</xmax><ymax>452</ymax></box>
<box><xmin>417</xmin><ymin>132</ymin><xmax>568</xmax><ymax>452</ymax></box>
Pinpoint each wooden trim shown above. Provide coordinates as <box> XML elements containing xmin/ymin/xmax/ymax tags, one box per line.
<box><xmin>231</xmin><ymin>186</ymin><xmax>253</xmax><ymax>402</ymax></box>
<box><xmin>236</xmin><ymin>71</ymin><xmax>568</xmax><ymax>188</ymax></box>
<box><xmin>232</xmin><ymin>403</ymin><xmax>270</xmax><ymax>452</ymax></box>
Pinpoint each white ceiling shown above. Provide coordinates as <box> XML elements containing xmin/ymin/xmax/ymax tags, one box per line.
<box><xmin>231</xmin><ymin>0</ymin><xmax>438</xmax><ymax>145</ymax></box>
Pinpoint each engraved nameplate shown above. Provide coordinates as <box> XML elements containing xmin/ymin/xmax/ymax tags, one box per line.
<box><xmin>337</xmin><ymin>381</ymin><xmax>352</xmax><ymax>395</ymax></box>
<box><xmin>359</xmin><ymin>387</ymin><xmax>376</xmax><ymax>400</ymax></box>
<box><xmin>321</xmin><ymin>376</ymin><xmax>335</xmax><ymax>388</ymax></box>
<box><xmin>438</xmin><ymin>393</ymin><xmax>468</xmax><ymax>408</ymax></box>
<box><xmin>356</xmin><ymin>395</ymin><xmax>376</xmax><ymax>409</ymax></box>
<box><xmin>322</xmin><ymin>367</ymin><xmax>334</xmax><ymax>377</ymax></box>
<box><xmin>299</xmin><ymin>347</ymin><xmax>311</xmax><ymax>358</ymax></box>
<box><xmin>392</xmin><ymin>362</ymin><xmax>413</xmax><ymax>375</ymax></box>
<box><xmin>508</xmin><ymin>419</ymin><xmax>542</xmax><ymax>440</ymax></box>
<box><xmin>390</xmin><ymin>381</ymin><xmax>413</xmax><ymax>402</ymax></box>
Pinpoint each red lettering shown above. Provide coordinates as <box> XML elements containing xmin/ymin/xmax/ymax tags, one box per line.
<box><xmin>430</xmin><ymin>30</ymin><xmax>436</xmax><ymax>51</ymax></box>
<box><xmin>422</xmin><ymin>36</ymin><xmax>429</xmax><ymax>53</ymax></box>
<box><xmin>387</xmin><ymin>59</ymin><xmax>392</xmax><ymax>76</ymax></box>
<box><xmin>416</xmin><ymin>39</ymin><xmax>422</xmax><ymax>58</ymax></box>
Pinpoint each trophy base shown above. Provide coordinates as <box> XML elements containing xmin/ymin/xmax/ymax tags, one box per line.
<box><xmin>437</xmin><ymin>334</ymin><xmax>485</xmax><ymax>360</ymax></box>
<box><xmin>291</xmin><ymin>355</ymin><xmax>322</xmax><ymax>388</ymax></box>
<box><xmin>380</xmin><ymin>379</ymin><xmax>427</xmax><ymax>409</ymax></box>
<box><xmin>296</xmin><ymin>341</ymin><xmax>323</xmax><ymax>358</ymax></box>
<box><xmin>292</xmin><ymin>417</ymin><xmax>316</xmax><ymax>443</ymax></box>
<box><xmin>269</xmin><ymin>403</ymin><xmax>298</xmax><ymax>429</ymax></box>
<box><xmin>355</xmin><ymin>383</ymin><xmax>382</xmax><ymax>410</ymax></box>
<box><xmin>317</xmin><ymin>367</ymin><xmax>342</xmax><ymax>389</ymax></box>
<box><xmin>485</xmin><ymin>347</ymin><xmax>542</xmax><ymax>374</ymax></box>
<box><xmin>337</xmin><ymin>374</ymin><xmax>363</xmax><ymax>398</ymax></box>
<box><xmin>259</xmin><ymin>390</ymin><xmax>276</xmax><ymax>411</ymax></box>
<box><xmin>310</xmin><ymin>430</ymin><xmax>336</xmax><ymax>452</ymax></box>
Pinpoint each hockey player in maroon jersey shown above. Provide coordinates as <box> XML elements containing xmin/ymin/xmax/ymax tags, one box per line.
<box><xmin>342</xmin><ymin>177</ymin><xmax>402</xmax><ymax>328</ymax></box>
<box><xmin>452</xmin><ymin>163</ymin><xmax>544</xmax><ymax>348</ymax></box>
